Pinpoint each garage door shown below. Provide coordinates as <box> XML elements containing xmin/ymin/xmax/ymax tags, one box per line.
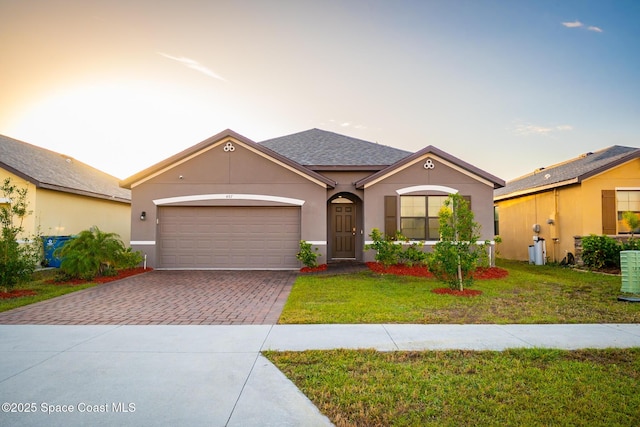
<box><xmin>158</xmin><ymin>206</ymin><xmax>301</xmax><ymax>269</ymax></box>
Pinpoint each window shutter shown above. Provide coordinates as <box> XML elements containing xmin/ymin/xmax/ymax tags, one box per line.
<box><xmin>601</xmin><ymin>190</ymin><xmax>616</xmax><ymax>235</ymax></box>
<box><xmin>384</xmin><ymin>196</ymin><xmax>398</xmax><ymax>238</ymax></box>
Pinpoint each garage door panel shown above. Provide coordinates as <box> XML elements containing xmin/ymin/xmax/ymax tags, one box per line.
<box><xmin>158</xmin><ymin>206</ymin><xmax>300</xmax><ymax>269</ymax></box>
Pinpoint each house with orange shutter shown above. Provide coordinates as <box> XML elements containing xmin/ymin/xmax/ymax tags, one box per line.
<box><xmin>494</xmin><ymin>145</ymin><xmax>640</xmax><ymax>263</ymax></box>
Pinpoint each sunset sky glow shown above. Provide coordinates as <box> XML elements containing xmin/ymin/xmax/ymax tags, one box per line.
<box><xmin>1</xmin><ymin>0</ymin><xmax>639</xmax><ymax>181</ymax></box>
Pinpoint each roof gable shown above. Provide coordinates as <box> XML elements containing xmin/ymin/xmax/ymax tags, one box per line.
<box><xmin>0</xmin><ymin>134</ymin><xmax>130</xmax><ymax>202</ymax></box>
<box><xmin>494</xmin><ymin>145</ymin><xmax>640</xmax><ymax>200</ymax></box>
<box><xmin>259</xmin><ymin>128</ymin><xmax>411</xmax><ymax>167</ymax></box>
<box><xmin>120</xmin><ymin>129</ymin><xmax>336</xmax><ymax>189</ymax></box>
<box><xmin>355</xmin><ymin>145</ymin><xmax>505</xmax><ymax>189</ymax></box>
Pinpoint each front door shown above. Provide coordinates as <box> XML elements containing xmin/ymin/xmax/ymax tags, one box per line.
<box><xmin>331</xmin><ymin>200</ymin><xmax>356</xmax><ymax>258</ymax></box>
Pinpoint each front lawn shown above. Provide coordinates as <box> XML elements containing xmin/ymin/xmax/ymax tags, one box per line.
<box><xmin>0</xmin><ymin>269</ymin><xmax>97</xmax><ymax>312</ymax></box>
<box><xmin>279</xmin><ymin>259</ymin><xmax>640</xmax><ymax>324</ymax></box>
<box><xmin>265</xmin><ymin>348</ymin><xmax>640</xmax><ymax>427</ymax></box>
<box><xmin>0</xmin><ymin>267</ymin><xmax>150</xmax><ymax>313</ymax></box>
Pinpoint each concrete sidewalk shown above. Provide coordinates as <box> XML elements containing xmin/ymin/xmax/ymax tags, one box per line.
<box><xmin>1</xmin><ymin>324</ymin><xmax>639</xmax><ymax>426</ymax></box>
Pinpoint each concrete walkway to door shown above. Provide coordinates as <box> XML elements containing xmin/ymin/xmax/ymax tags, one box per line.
<box><xmin>0</xmin><ymin>270</ymin><xmax>296</xmax><ymax>325</ymax></box>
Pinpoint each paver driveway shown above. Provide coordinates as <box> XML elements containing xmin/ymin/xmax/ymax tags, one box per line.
<box><xmin>0</xmin><ymin>270</ymin><xmax>297</xmax><ymax>325</ymax></box>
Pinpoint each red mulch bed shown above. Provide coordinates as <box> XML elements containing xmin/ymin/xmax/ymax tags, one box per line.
<box><xmin>300</xmin><ymin>264</ymin><xmax>328</xmax><ymax>273</ymax></box>
<box><xmin>47</xmin><ymin>267</ymin><xmax>152</xmax><ymax>286</ymax></box>
<box><xmin>366</xmin><ymin>262</ymin><xmax>508</xmax><ymax>280</ymax></box>
<box><xmin>0</xmin><ymin>289</ymin><xmax>38</xmax><ymax>300</ymax></box>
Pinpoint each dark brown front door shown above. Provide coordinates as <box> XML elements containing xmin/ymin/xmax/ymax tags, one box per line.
<box><xmin>331</xmin><ymin>202</ymin><xmax>356</xmax><ymax>258</ymax></box>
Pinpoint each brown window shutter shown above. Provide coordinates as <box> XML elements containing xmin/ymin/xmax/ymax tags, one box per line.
<box><xmin>384</xmin><ymin>195</ymin><xmax>398</xmax><ymax>238</ymax></box>
<box><xmin>601</xmin><ymin>190</ymin><xmax>616</xmax><ymax>234</ymax></box>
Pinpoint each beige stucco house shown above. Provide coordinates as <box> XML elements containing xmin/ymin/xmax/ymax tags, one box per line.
<box><xmin>121</xmin><ymin>129</ymin><xmax>504</xmax><ymax>269</ymax></box>
<box><xmin>0</xmin><ymin>134</ymin><xmax>131</xmax><ymax>246</ymax></box>
<box><xmin>494</xmin><ymin>145</ymin><xmax>640</xmax><ymax>263</ymax></box>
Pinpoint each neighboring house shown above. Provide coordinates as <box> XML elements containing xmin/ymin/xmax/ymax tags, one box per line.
<box><xmin>494</xmin><ymin>145</ymin><xmax>640</xmax><ymax>263</ymax></box>
<box><xmin>120</xmin><ymin>129</ymin><xmax>504</xmax><ymax>269</ymax></box>
<box><xmin>0</xmin><ymin>134</ymin><xmax>131</xmax><ymax>244</ymax></box>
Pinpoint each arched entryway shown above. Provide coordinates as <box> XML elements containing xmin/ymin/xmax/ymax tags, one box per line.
<box><xmin>327</xmin><ymin>193</ymin><xmax>363</xmax><ymax>261</ymax></box>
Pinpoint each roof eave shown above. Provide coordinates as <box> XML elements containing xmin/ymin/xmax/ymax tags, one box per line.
<box><xmin>308</xmin><ymin>164</ymin><xmax>390</xmax><ymax>172</ymax></box>
<box><xmin>356</xmin><ymin>145</ymin><xmax>505</xmax><ymax>189</ymax></box>
<box><xmin>0</xmin><ymin>162</ymin><xmax>42</xmax><ymax>188</ymax></box>
<box><xmin>120</xmin><ymin>129</ymin><xmax>336</xmax><ymax>190</ymax></box>
<box><xmin>39</xmin><ymin>183</ymin><xmax>131</xmax><ymax>203</ymax></box>
<box><xmin>494</xmin><ymin>178</ymin><xmax>579</xmax><ymax>201</ymax></box>
<box><xmin>578</xmin><ymin>149</ymin><xmax>640</xmax><ymax>182</ymax></box>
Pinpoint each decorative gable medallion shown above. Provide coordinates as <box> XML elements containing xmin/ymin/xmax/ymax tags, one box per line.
<box><xmin>223</xmin><ymin>141</ymin><xmax>235</xmax><ymax>152</ymax></box>
<box><xmin>424</xmin><ymin>158</ymin><xmax>435</xmax><ymax>170</ymax></box>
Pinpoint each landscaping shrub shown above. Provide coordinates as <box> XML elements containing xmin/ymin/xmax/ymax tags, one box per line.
<box><xmin>581</xmin><ymin>234</ymin><xmax>620</xmax><ymax>269</ymax></box>
<box><xmin>55</xmin><ymin>226</ymin><xmax>144</xmax><ymax>280</ymax></box>
<box><xmin>365</xmin><ymin>228</ymin><xmax>405</xmax><ymax>266</ymax></box>
<box><xmin>296</xmin><ymin>240</ymin><xmax>321</xmax><ymax>268</ymax></box>
<box><xmin>398</xmin><ymin>241</ymin><xmax>429</xmax><ymax>266</ymax></box>
<box><xmin>0</xmin><ymin>178</ymin><xmax>40</xmax><ymax>289</ymax></box>
<box><xmin>365</xmin><ymin>229</ymin><xmax>429</xmax><ymax>267</ymax></box>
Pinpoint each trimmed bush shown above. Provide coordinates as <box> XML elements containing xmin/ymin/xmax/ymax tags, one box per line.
<box><xmin>581</xmin><ymin>234</ymin><xmax>620</xmax><ymax>270</ymax></box>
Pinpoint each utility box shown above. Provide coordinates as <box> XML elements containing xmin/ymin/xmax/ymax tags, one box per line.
<box><xmin>532</xmin><ymin>237</ymin><xmax>546</xmax><ymax>265</ymax></box>
<box><xmin>528</xmin><ymin>245</ymin><xmax>535</xmax><ymax>264</ymax></box>
<box><xmin>620</xmin><ymin>250</ymin><xmax>640</xmax><ymax>293</ymax></box>
<box><xmin>42</xmin><ymin>236</ymin><xmax>72</xmax><ymax>268</ymax></box>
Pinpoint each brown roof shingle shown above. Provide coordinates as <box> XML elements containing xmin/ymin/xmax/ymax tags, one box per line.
<box><xmin>494</xmin><ymin>145</ymin><xmax>640</xmax><ymax>200</ymax></box>
<box><xmin>0</xmin><ymin>134</ymin><xmax>130</xmax><ymax>203</ymax></box>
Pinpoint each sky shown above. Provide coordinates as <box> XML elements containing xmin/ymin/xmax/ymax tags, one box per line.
<box><xmin>1</xmin><ymin>0</ymin><xmax>639</xmax><ymax>181</ymax></box>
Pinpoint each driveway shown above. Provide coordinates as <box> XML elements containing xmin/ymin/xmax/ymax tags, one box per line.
<box><xmin>0</xmin><ymin>270</ymin><xmax>297</xmax><ymax>325</ymax></box>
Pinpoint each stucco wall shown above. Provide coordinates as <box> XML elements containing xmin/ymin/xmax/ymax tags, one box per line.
<box><xmin>361</xmin><ymin>154</ymin><xmax>498</xmax><ymax>262</ymax></box>
<box><xmin>495</xmin><ymin>159</ymin><xmax>640</xmax><ymax>262</ymax></box>
<box><xmin>0</xmin><ymin>170</ymin><xmax>36</xmax><ymax>240</ymax></box>
<box><xmin>1</xmin><ymin>168</ymin><xmax>130</xmax><ymax>244</ymax></box>
<box><xmin>36</xmin><ymin>189</ymin><xmax>131</xmax><ymax>242</ymax></box>
<box><xmin>129</xmin><ymin>137</ymin><xmax>328</xmax><ymax>267</ymax></box>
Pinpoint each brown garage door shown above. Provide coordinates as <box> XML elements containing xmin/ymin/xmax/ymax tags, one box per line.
<box><xmin>158</xmin><ymin>206</ymin><xmax>301</xmax><ymax>269</ymax></box>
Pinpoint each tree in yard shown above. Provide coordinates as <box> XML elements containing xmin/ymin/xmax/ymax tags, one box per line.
<box><xmin>622</xmin><ymin>211</ymin><xmax>640</xmax><ymax>250</ymax></box>
<box><xmin>0</xmin><ymin>178</ymin><xmax>40</xmax><ymax>289</ymax></box>
<box><xmin>428</xmin><ymin>193</ymin><xmax>482</xmax><ymax>291</ymax></box>
<box><xmin>622</xmin><ymin>211</ymin><xmax>640</xmax><ymax>237</ymax></box>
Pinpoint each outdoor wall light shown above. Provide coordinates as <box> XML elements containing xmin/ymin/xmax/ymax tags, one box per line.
<box><xmin>140</xmin><ymin>211</ymin><xmax>146</xmax><ymax>221</ymax></box>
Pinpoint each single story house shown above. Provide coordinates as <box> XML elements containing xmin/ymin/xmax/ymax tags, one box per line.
<box><xmin>0</xmin><ymin>134</ymin><xmax>131</xmax><ymax>244</ymax></box>
<box><xmin>120</xmin><ymin>129</ymin><xmax>504</xmax><ymax>269</ymax></box>
<box><xmin>494</xmin><ymin>145</ymin><xmax>640</xmax><ymax>263</ymax></box>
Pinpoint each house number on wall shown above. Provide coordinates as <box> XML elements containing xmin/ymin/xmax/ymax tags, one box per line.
<box><xmin>424</xmin><ymin>159</ymin><xmax>435</xmax><ymax>169</ymax></box>
<box><xmin>223</xmin><ymin>142</ymin><xmax>235</xmax><ymax>152</ymax></box>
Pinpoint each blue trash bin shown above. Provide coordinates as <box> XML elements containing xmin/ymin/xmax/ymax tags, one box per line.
<box><xmin>42</xmin><ymin>236</ymin><xmax>72</xmax><ymax>268</ymax></box>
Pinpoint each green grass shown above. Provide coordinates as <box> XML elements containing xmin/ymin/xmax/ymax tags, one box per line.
<box><xmin>279</xmin><ymin>259</ymin><xmax>640</xmax><ymax>324</ymax></box>
<box><xmin>265</xmin><ymin>348</ymin><xmax>640</xmax><ymax>427</ymax></box>
<box><xmin>0</xmin><ymin>269</ymin><xmax>97</xmax><ymax>312</ymax></box>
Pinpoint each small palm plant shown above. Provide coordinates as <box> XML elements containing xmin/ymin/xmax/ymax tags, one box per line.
<box><xmin>55</xmin><ymin>226</ymin><xmax>130</xmax><ymax>280</ymax></box>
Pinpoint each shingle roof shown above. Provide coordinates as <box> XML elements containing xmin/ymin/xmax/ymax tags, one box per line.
<box><xmin>0</xmin><ymin>134</ymin><xmax>130</xmax><ymax>202</ymax></box>
<box><xmin>494</xmin><ymin>145</ymin><xmax>640</xmax><ymax>200</ymax></box>
<box><xmin>259</xmin><ymin>128</ymin><xmax>412</xmax><ymax>167</ymax></box>
<box><xmin>356</xmin><ymin>145</ymin><xmax>505</xmax><ymax>189</ymax></box>
<box><xmin>120</xmin><ymin>129</ymin><xmax>336</xmax><ymax>189</ymax></box>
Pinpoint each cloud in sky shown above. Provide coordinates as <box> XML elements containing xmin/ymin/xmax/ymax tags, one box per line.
<box><xmin>512</xmin><ymin>121</ymin><xmax>574</xmax><ymax>136</ymax></box>
<box><xmin>158</xmin><ymin>52</ymin><xmax>226</xmax><ymax>81</ymax></box>
<box><xmin>562</xmin><ymin>20</ymin><xmax>603</xmax><ymax>32</ymax></box>
<box><xmin>562</xmin><ymin>20</ymin><xmax>583</xmax><ymax>28</ymax></box>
